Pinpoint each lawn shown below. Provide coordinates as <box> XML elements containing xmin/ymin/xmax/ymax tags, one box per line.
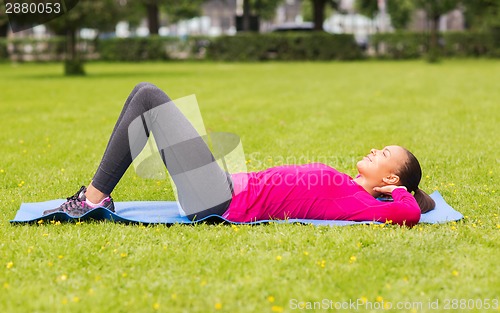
<box><xmin>0</xmin><ymin>60</ymin><xmax>499</xmax><ymax>313</ymax></box>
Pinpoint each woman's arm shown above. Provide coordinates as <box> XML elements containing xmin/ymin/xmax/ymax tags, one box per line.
<box><xmin>368</xmin><ymin>187</ymin><xmax>421</xmax><ymax>227</ymax></box>
<box><xmin>344</xmin><ymin>187</ymin><xmax>421</xmax><ymax>227</ymax></box>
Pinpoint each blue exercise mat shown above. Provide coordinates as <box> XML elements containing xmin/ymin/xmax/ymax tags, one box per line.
<box><xmin>11</xmin><ymin>191</ymin><xmax>462</xmax><ymax>226</ymax></box>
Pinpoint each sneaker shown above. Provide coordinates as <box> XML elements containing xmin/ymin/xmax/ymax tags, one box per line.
<box><xmin>42</xmin><ymin>186</ymin><xmax>115</xmax><ymax>217</ymax></box>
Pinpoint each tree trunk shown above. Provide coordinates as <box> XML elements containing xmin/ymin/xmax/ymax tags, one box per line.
<box><xmin>242</xmin><ymin>0</ymin><xmax>251</xmax><ymax>32</ymax></box>
<box><xmin>146</xmin><ymin>4</ymin><xmax>159</xmax><ymax>35</ymax></box>
<box><xmin>428</xmin><ymin>14</ymin><xmax>440</xmax><ymax>62</ymax></box>
<box><xmin>67</xmin><ymin>29</ymin><xmax>76</xmax><ymax>62</ymax></box>
<box><xmin>312</xmin><ymin>0</ymin><xmax>326</xmax><ymax>31</ymax></box>
<box><xmin>65</xmin><ymin>29</ymin><xmax>85</xmax><ymax>75</ymax></box>
<box><xmin>0</xmin><ymin>23</ymin><xmax>8</xmax><ymax>37</ymax></box>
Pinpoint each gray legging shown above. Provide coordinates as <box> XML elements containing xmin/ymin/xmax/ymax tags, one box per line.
<box><xmin>92</xmin><ymin>82</ymin><xmax>233</xmax><ymax>220</ymax></box>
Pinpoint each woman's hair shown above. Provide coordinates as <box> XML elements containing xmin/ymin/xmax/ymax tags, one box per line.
<box><xmin>397</xmin><ymin>148</ymin><xmax>435</xmax><ymax>213</ymax></box>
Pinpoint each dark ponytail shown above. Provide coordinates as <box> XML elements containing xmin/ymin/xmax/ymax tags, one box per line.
<box><xmin>398</xmin><ymin>148</ymin><xmax>436</xmax><ymax>214</ymax></box>
<box><xmin>413</xmin><ymin>188</ymin><xmax>435</xmax><ymax>214</ymax></box>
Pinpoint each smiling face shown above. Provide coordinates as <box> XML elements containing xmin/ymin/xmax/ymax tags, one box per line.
<box><xmin>356</xmin><ymin>145</ymin><xmax>409</xmax><ymax>187</ymax></box>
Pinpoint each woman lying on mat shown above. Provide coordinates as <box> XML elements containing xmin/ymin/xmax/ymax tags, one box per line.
<box><xmin>43</xmin><ymin>83</ymin><xmax>435</xmax><ymax>227</ymax></box>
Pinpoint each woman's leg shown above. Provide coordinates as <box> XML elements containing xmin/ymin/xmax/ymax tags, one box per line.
<box><xmin>47</xmin><ymin>82</ymin><xmax>233</xmax><ymax>219</ymax></box>
<box><xmin>86</xmin><ymin>82</ymin><xmax>152</xmax><ymax>203</ymax></box>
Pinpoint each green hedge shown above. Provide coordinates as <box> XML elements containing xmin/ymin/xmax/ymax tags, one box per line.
<box><xmin>98</xmin><ymin>36</ymin><xmax>172</xmax><ymax>61</ymax></box>
<box><xmin>206</xmin><ymin>33</ymin><xmax>363</xmax><ymax>61</ymax></box>
<box><xmin>2</xmin><ymin>32</ymin><xmax>499</xmax><ymax>62</ymax></box>
<box><xmin>370</xmin><ymin>31</ymin><xmax>500</xmax><ymax>59</ymax></box>
<box><xmin>370</xmin><ymin>32</ymin><xmax>427</xmax><ymax>59</ymax></box>
<box><xmin>442</xmin><ymin>31</ymin><xmax>500</xmax><ymax>57</ymax></box>
<box><xmin>7</xmin><ymin>37</ymin><xmax>66</xmax><ymax>61</ymax></box>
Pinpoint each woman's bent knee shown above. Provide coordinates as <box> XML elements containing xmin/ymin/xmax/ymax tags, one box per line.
<box><xmin>134</xmin><ymin>82</ymin><xmax>156</xmax><ymax>91</ymax></box>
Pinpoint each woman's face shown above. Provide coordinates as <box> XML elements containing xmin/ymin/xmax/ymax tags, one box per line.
<box><xmin>356</xmin><ymin>145</ymin><xmax>408</xmax><ymax>185</ymax></box>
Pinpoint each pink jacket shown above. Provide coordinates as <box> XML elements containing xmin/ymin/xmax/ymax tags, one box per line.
<box><xmin>223</xmin><ymin>163</ymin><xmax>421</xmax><ymax>227</ymax></box>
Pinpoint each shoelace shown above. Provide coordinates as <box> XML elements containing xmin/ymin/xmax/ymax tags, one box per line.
<box><xmin>61</xmin><ymin>186</ymin><xmax>86</xmax><ymax>211</ymax></box>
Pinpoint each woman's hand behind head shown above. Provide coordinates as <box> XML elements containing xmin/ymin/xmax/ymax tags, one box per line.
<box><xmin>373</xmin><ymin>185</ymin><xmax>407</xmax><ymax>196</ymax></box>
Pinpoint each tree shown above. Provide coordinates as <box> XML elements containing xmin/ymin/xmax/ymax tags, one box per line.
<box><xmin>47</xmin><ymin>0</ymin><xmax>126</xmax><ymax>75</ymax></box>
<box><xmin>462</xmin><ymin>0</ymin><xmax>500</xmax><ymax>31</ymax></box>
<box><xmin>0</xmin><ymin>2</ymin><xmax>10</xmax><ymax>37</ymax></box>
<box><xmin>240</xmin><ymin>0</ymin><xmax>283</xmax><ymax>31</ymax></box>
<box><xmin>168</xmin><ymin>0</ymin><xmax>205</xmax><ymax>23</ymax></box>
<box><xmin>414</xmin><ymin>0</ymin><xmax>460</xmax><ymax>61</ymax></box>
<box><xmin>133</xmin><ymin>0</ymin><xmax>204</xmax><ymax>35</ymax></box>
<box><xmin>310</xmin><ymin>0</ymin><xmax>340</xmax><ymax>31</ymax></box>
<box><xmin>139</xmin><ymin>0</ymin><xmax>161</xmax><ymax>35</ymax></box>
<box><xmin>357</xmin><ymin>0</ymin><xmax>414</xmax><ymax>30</ymax></box>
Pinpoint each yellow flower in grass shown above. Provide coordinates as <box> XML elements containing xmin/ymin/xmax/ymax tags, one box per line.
<box><xmin>349</xmin><ymin>255</ymin><xmax>357</xmax><ymax>263</ymax></box>
<box><xmin>60</xmin><ymin>274</ymin><xmax>68</xmax><ymax>281</ymax></box>
<box><xmin>267</xmin><ymin>296</ymin><xmax>275</xmax><ymax>303</ymax></box>
<box><xmin>3</xmin><ymin>282</ymin><xmax>9</xmax><ymax>289</ymax></box>
<box><xmin>359</xmin><ymin>296</ymin><xmax>368</xmax><ymax>304</ymax></box>
<box><xmin>276</xmin><ymin>255</ymin><xmax>282</xmax><ymax>261</ymax></box>
<box><xmin>72</xmin><ymin>296</ymin><xmax>80</xmax><ymax>303</ymax></box>
<box><xmin>271</xmin><ymin>305</ymin><xmax>284</xmax><ymax>312</ymax></box>
<box><xmin>37</xmin><ymin>219</ymin><xmax>43</xmax><ymax>225</ymax></box>
<box><xmin>376</xmin><ymin>296</ymin><xmax>384</xmax><ymax>302</ymax></box>
<box><xmin>120</xmin><ymin>252</ymin><xmax>128</xmax><ymax>258</ymax></box>
<box><xmin>153</xmin><ymin>303</ymin><xmax>160</xmax><ymax>310</ymax></box>
<box><xmin>58</xmin><ymin>255</ymin><xmax>64</xmax><ymax>259</ymax></box>
<box><xmin>452</xmin><ymin>270</ymin><xmax>459</xmax><ymax>276</ymax></box>
<box><xmin>6</xmin><ymin>262</ymin><xmax>13</xmax><ymax>269</ymax></box>
<box><xmin>214</xmin><ymin>302</ymin><xmax>222</xmax><ymax>310</ymax></box>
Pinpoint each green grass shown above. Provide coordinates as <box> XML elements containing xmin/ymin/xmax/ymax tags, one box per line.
<box><xmin>0</xmin><ymin>60</ymin><xmax>499</xmax><ymax>313</ymax></box>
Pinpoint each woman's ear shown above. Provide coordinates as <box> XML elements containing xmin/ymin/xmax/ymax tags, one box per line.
<box><xmin>382</xmin><ymin>174</ymin><xmax>400</xmax><ymax>185</ymax></box>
